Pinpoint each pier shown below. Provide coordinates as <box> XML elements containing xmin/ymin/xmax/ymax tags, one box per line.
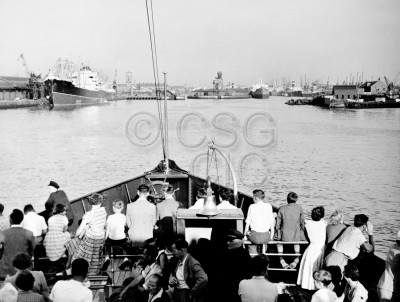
<box><xmin>0</xmin><ymin>98</ymin><xmax>42</xmax><ymax>109</ymax></box>
<box><xmin>346</xmin><ymin>101</ymin><xmax>400</xmax><ymax>109</ymax></box>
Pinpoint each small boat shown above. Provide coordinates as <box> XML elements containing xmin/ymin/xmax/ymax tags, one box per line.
<box><xmin>285</xmin><ymin>98</ymin><xmax>307</xmax><ymax>105</ymax></box>
<box><xmin>329</xmin><ymin>99</ymin><xmax>346</xmax><ymax>109</ymax></box>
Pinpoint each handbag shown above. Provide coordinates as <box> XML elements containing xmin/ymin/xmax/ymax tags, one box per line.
<box><xmin>76</xmin><ymin>212</ymin><xmax>93</xmax><ymax>239</ymax></box>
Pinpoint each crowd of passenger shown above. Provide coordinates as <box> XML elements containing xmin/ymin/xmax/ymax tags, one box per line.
<box><xmin>0</xmin><ymin>180</ymin><xmax>398</xmax><ymax>302</ymax></box>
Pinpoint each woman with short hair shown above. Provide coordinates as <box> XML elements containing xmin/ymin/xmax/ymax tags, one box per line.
<box><xmin>325</xmin><ymin>210</ymin><xmax>347</xmax><ymax>256</ymax></box>
<box><xmin>297</xmin><ymin>206</ymin><xmax>327</xmax><ymax>290</ymax></box>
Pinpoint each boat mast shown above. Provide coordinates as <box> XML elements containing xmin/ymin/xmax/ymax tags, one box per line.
<box><xmin>163</xmin><ymin>72</ymin><xmax>169</xmax><ymax>173</ymax></box>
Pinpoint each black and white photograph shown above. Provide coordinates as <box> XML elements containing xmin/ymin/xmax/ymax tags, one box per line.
<box><xmin>0</xmin><ymin>1</ymin><xmax>399</xmax><ymax>302</ymax></box>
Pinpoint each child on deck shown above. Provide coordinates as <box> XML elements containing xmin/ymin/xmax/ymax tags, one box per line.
<box><xmin>101</xmin><ymin>200</ymin><xmax>127</xmax><ymax>271</ymax></box>
<box><xmin>275</xmin><ymin>192</ymin><xmax>305</xmax><ymax>269</ymax></box>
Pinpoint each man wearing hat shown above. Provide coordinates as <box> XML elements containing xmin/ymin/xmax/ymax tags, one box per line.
<box><xmin>43</xmin><ymin>181</ymin><xmax>74</xmax><ymax>227</ymax></box>
<box><xmin>213</xmin><ymin>229</ymin><xmax>251</xmax><ymax>302</ymax></box>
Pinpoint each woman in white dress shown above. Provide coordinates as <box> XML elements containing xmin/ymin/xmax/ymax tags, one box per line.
<box><xmin>297</xmin><ymin>206</ymin><xmax>327</xmax><ymax>290</ymax></box>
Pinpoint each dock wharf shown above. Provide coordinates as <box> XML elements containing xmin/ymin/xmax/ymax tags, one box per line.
<box><xmin>346</xmin><ymin>101</ymin><xmax>400</xmax><ymax>109</ymax></box>
<box><xmin>0</xmin><ymin>98</ymin><xmax>42</xmax><ymax>109</ymax></box>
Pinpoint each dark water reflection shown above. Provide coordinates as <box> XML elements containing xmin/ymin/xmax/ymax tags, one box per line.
<box><xmin>0</xmin><ymin>97</ymin><xmax>399</xmax><ymax>258</ymax></box>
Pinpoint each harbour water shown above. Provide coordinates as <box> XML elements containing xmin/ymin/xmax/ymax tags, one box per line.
<box><xmin>0</xmin><ymin>97</ymin><xmax>399</xmax><ymax>258</ymax></box>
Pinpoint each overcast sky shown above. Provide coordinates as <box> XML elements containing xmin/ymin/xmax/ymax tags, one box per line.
<box><xmin>1</xmin><ymin>0</ymin><xmax>399</xmax><ymax>87</ymax></box>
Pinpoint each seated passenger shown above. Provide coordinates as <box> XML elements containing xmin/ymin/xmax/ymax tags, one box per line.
<box><xmin>217</xmin><ymin>189</ymin><xmax>237</xmax><ymax>210</ymax></box>
<box><xmin>43</xmin><ymin>204</ymin><xmax>71</xmax><ymax>263</ymax></box>
<box><xmin>189</xmin><ymin>189</ymin><xmax>207</xmax><ymax>209</ymax></box>
<box><xmin>15</xmin><ymin>270</ymin><xmax>45</xmax><ymax>302</ymax></box>
<box><xmin>238</xmin><ymin>254</ymin><xmax>278</xmax><ymax>302</ymax></box>
<box><xmin>337</xmin><ymin>264</ymin><xmax>368</xmax><ymax>302</ymax></box>
<box><xmin>0</xmin><ymin>203</ymin><xmax>10</xmax><ymax>232</ymax></box>
<box><xmin>21</xmin><ymin>204</ymin><xmax>48</xmax><ymax>244</ymax></box>
<box><xmin>101</xmin><ymin>200</ymin><xmax>127</xmax><ymax>272</ymax></box>
<box><xmin>0</xmin><ymin>209</ymin><xmax>36</xmax><ymax>279</ymax></box>
<box><xmin>168</xmin><ymin>238</ymin><xmax>208</xmax><ymax>302</ymax></box>
<box><xmin>49</xmin><ymin>258</ymin><xmax>92</xmax><ymax>302</ymax></box>
<box><xmin>311</xmin><ymin>270</ymin><xmax>337</xmax><ymax>302</ymax></box>
<box><xmin>119</xmin><ymin>245</ymin><xmax>162</xmax><ymax>301</ymax></box>
<box><xmin>377</xmin><ymin>229</ymin><xmax>400</xmax><ymax>302</ymax></box>
<box><xmin>5</xmin><ymin>252</ymin><xmax>49</xmax><ymax>301</ymax></box>
<box><xmin>0</xmin><ymin>282</ymin><xmax>18</xmax><ymax>302</ymax></box>
<box><xmin>244</xmin><ymin>189</ymin><xmax>274</xmax><ymax>255</ymax></box>
<box><xmin>147</xmin><ymin>274</ymin><xmax>171</xmax><ymax>302</ymax></box>
<box><xmin>274</xmin><ymin>192</ymin><xmax>304</xmax><ymax>269</ymax></box>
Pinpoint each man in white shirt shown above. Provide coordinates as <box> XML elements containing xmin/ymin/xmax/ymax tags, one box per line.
<box><xmin>239</xmin><ymin>254</ymin><xmax>278</xmax><ymax>302</ymax></box>
<box><xmin>21</xmin><ymin>204</ymin><xmax>47</xmax><ymax>244</ymax></box>
<box><xmin>49</xmin><ymin>258</ymin><xmax>92</xmax><ymax>302</ymax></box>
<box><xmin>324</xmin><ymin>214</ymin><xmax>374</xmax><ymax>272</ymax></box>
<box><xmin>217</xmin><ymin>189</ymin><xmax>237</xmax><ymax>210</ymax></box>
<box><xmin>126</xmin><ymin>184</ymin><xmax>156</xmax><ymax>246</ymax></box>
<box><xmin>189</xmin><ymin>189</ymin><xmax>207</xmax><ymax>209</ymax></box>
<box><xmin>244</xmin><ymin>189</ymin><xmax>274</xmax><ymax>255</ymax></box>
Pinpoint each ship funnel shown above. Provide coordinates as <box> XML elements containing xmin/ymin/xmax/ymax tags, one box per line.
<box><xmin>197</xmin><ymin>176</ymin><xmax>221</xmax><ymax>218</ymax></box>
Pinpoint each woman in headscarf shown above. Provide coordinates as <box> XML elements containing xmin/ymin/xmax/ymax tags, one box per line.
<box><xmin>65</xmin><ymin>193</ymin><xmax>107</xmax><ymax>274</ymax></box>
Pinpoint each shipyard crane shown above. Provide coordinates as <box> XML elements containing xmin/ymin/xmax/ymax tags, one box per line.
<box><xmin>17</xmin><ymin>53</ymin><xmax>31</xmax><ymax>77</ymax></box>
<box><xmin>393</xmin><ymin>72</ymin><xmax>400</xmax><ymax>87</ymax></box>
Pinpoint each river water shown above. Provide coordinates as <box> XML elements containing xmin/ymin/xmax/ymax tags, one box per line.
<box><xmin>0</xmin><ymin>97</ymin><xmax>399</xmax><ymax>258</ymax></box>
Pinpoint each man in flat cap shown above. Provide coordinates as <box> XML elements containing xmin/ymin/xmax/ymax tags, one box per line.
<box><xmin>43</xmin><ymin>181</ymin><xmax>74</xmax><ymax>227</ymax></box>
<box><xmin>212</xmin><ymin>229</ymin><xmax>251</xmax><ymax>302</ymax></box>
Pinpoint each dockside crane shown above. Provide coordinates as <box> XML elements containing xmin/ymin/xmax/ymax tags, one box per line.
<box><xmin>17</xmin><ymin>53</ymin><xmax>40</xmax><ymax>79</ymax></box>
<box><xmin>17</xmin><ymin>53</ymin><xmax>31</xmax><ymax>77</ymax></box>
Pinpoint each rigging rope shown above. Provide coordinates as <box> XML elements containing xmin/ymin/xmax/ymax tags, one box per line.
<box><xmin>145</xmin><ymin>0</ymin><xmax>166</xmax><ymax>159</ymax></box>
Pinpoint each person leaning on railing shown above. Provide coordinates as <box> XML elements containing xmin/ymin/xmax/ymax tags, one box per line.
<box><xmin>324</xmin><ymin>214</ymin><xmax>374</xmax><ymax>273</ymax></box>
<box><xmin>274</xmin><ymin>192</ymin><xmax>305</xmax><ymax>269</ymax></box>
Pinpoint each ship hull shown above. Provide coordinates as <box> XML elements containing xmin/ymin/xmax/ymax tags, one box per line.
<box><xmin>47</xmin><ymin>80</ymin><xmax>113</xmax><ymax>107</ymax></box>
<box><xmin>251</xmin><ymin>88</ymin><xmax>270</xmax><ymax>99</ymax></box>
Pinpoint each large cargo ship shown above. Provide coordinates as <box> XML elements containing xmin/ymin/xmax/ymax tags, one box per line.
<box><xmin>44</xmin><ymin>62</ymin><xmax>114</xmax><ymax>108</ymax></box>
<box><xmin>250</xmin><ymin>79</ymin><xmax>270</xmax><ymax>99</ymax></box>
